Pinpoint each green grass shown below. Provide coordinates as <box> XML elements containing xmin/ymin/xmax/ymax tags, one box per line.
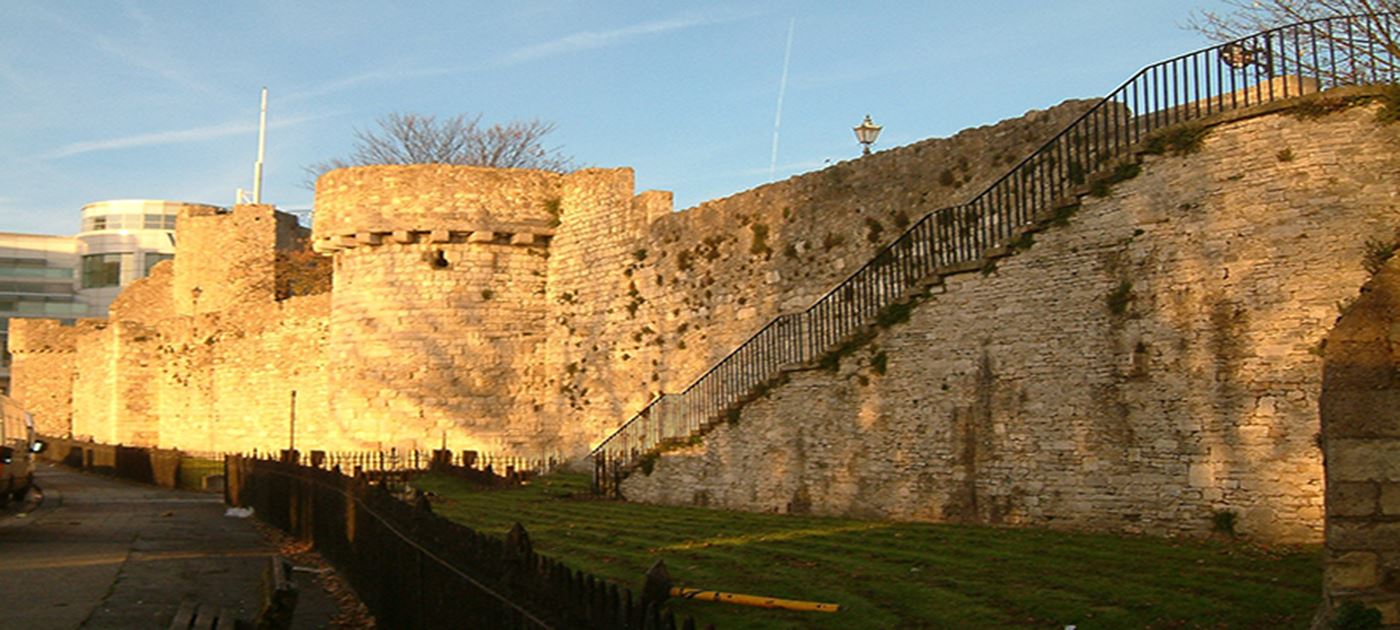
<box><xmin>412</xmin><ymin>473</ymin><xmax>1321</xmax><ymax>629</ymax></box>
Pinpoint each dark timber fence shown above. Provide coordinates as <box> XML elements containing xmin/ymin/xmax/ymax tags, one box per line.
<box><xmin>227</xmin><ymin>455</ymin><xmax>709</xmax><ymax>629</ymax></box>
<box><xmin>38</xmin><ymin>436</ymin><xmax>220</xmax><ymax>491</ymax></box>
<box><xmin>592</xmin><ymin>13</ymin><xmax>1400</xmax><ymax>494</ymax></box>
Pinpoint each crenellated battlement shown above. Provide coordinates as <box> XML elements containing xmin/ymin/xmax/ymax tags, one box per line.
<box><xmin>311</xmin><ymin>164</ymin><xmax>564</xmax><ymax>250</ymax></box>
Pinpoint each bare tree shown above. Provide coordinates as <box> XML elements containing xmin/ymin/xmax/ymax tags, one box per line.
<box><xmin>304</xmin><ymin>113</ymin><xmax>575</xmax><ymax>188</ymax></box>
<box><xmin>1189</xmin><ymin>2</ymin><xmax>1399</xmax><ymax>82</ymax></box>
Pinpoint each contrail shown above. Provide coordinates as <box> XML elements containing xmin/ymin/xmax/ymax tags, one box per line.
<box><xmin>769</xmin><ymin>18</ymin><xmax>795</xmax><ymax>180</ymax></box>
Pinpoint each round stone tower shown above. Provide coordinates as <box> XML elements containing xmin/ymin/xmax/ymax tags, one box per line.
<box><xmin>313</xmin><ymin>165</ymin><xmax>563</xmax><ymax>454</ymax></box>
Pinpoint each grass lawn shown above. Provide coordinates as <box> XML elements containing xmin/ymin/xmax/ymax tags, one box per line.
<box><xmin>412</xmin><ymin>473</ymin><xmax>1320</xmax><ymax>629</ymax></box>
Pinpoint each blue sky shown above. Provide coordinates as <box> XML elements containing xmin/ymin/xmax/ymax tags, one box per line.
<box><xmin>0</xmin><ymin>1</ymin><xmax>1231</xmax><ymax>235</ymax></box>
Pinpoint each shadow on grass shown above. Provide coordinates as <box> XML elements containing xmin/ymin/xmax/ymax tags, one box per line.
<box><xmin>412</xmin><ymin>473</ymin><xmax>1320</xmax><ymax>630</ymax></box>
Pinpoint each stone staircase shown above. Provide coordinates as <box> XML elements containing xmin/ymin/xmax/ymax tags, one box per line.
<box><xmin>591</xmin><ymin>13</ymin><xmax>1399</xmax><ymax>495</ymax></box>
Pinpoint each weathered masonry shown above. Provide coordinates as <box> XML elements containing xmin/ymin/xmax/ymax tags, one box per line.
<box><xmin>10</xmin><ymin>17</ymin><xmax>1400</xmax><ymax>578</ymax></box>
<box><xmin>621</xmin><ymin>101</ymin><xmax>1400</xmax><ymax>545</ymax></box>
<box><xmin>10</xmin><ymin>98</ymin><xmax>1090</xmax><ymax>456</ymax></box>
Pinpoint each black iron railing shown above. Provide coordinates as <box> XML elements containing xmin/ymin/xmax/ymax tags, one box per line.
<box><xmin>228</xmin><ymin>455</ymin><xmax>708</xmax><ymax>629</ymax></box>
<box><xmin>592</xmin><ymin>14</ymin><xmax>1399</xmax><ymax>494</ymax></box>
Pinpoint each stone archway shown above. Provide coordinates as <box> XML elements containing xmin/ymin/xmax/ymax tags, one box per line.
<box><xmin>1320</xmin><ymin>255</ymin><xmax>1400</xmax><ymax>625</ymax></box>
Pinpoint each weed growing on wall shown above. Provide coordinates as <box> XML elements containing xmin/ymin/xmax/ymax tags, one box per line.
<box><xmin>1007</xmin><ymin>231</ymin><xmax>1035</xmax><ymax>253</ymax></box>
<box><xmin>1106</xmin><ymin>281</ymin><xmax>1134</xmax><ymax>316</ymax></box>
<box><xmin>544</xmin><ymin>197</ymin><xmax>562</xmax><ymax>227</ymax></box>
<box><xmin>865</xmin><ymin>217</ymin><xmax>885</xmax><ymax>244</ymax></box>
<box><xmin>1050</xmin><ymin>203</ymin><xmax>1081</xmax><ymax>227</ymax></box>
<box><xmin>1211</xmin><ymin>510</ymin><xmax>1238</xmax><ymax>537</ymax></box>
<box><xmin>1089</xmin><ymin>162</ymin><xmax>1143</xmax><ymax>198</ymax></box>
<box><xmin>870</xmin><ymin>350</ymin><xmax>888</xmax><ymax>375</ymax></box>
<box><xmin>274</xmin><ymin>243</ymin><xmax>333</xmax><ymax>299</ymax></box>
<box><xmin>875</xmin><ymin>301</ymin><xmax>915</xmax><ymax>328</ymax></box>
<box><xmin>749</xmin><ymin>223</ymin><xmax>771</xmax><ymax>257</ymax></box>
<box><xmin>1362</xmin><ymin>236</ymin><xmax>1399</xmax><ymax>275</ymax></box>
<box><xmin>1377</xmin><ymin>83</ymin><xmax>1400</xmax><ymax>125</ymax></box>
<box><xmin>1142</xmin><ymin>125</ymin><xmax>1209</xmax><ymax>156</ymax></box>
<box><xmin>819</xmin><ymin>328</ymin><xmax>878</xmax><ymax>372</ymax></box>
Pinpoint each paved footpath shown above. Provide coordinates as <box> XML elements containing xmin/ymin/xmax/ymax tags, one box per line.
<box><xmin>0</xmin><ymin>463</ymin><xmax>340</xmax><ymax>629</ymax></box>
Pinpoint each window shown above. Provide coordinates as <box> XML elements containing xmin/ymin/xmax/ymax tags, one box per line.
<box><xmin>144</xmin><ymin>214</ymin><xmax>177</xmax><ymax>230</ymax></box>
<box><xmin>82</xmin><ymin>254</ymin><xmax>122</xmax><ymax>288</ymax></box>
<box><xmin>143</xmin><ymin>253</ymin><xmax>173</xmax><ymax>276</ymax></box>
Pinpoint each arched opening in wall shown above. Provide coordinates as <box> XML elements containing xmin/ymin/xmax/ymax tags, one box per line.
<box><xmin>426</xmin><ymin>249</ymin><xmax>449</xmax><ymax>269</ymax></box>
<box><xmin>1317</xmin><ymin>257</ymin><xmax>1400</xmax><ymax>625</ymax></box>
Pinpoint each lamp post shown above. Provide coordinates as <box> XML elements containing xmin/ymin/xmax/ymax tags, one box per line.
<box><xmin>853</xmin><ymin>114</ymin><xmax>882</xmax><ymax>156</ymax></box>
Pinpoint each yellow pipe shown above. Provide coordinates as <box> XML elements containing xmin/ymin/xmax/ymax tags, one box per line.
<box><xmin>669</xmin><ymin>587</ymin><xmax>841</xmax><ymax>613</ymax></box>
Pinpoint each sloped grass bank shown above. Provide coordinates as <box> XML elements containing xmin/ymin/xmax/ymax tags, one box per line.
<box><xmin>413</xmin><ymin>473</ymin><xmax>1319</xmax><ymax>629</ymax></box>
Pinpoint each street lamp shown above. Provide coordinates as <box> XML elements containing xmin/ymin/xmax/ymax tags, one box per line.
<box><xmin>853</xmin><ymin>114</ymin><xmax>882</xmax><ymax>156</ymax></box>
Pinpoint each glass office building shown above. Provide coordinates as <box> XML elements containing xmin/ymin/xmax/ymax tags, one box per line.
<box><xmin>0</xmin><ymin>232</ymin><xmax>87</xmax><ymax>393</ymax></box>
<box><xmin>76</xmin><ymin>200</ymin><xmax>201</xmax><ymax>315</ymax></box>
<box><xmin>0</xmin><ymin>199</ymin><xmax>218</xmax><ymax>393</ymax></box>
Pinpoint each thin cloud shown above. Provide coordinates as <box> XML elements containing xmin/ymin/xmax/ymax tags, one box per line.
<box><xmin>500</xmin><ymin>14</ymin><xmax>728</xmax><ymax>65</ymax></box>
<box><xmin>282</xmin><ymin>11</ymin><xmax>758</xmax><ymax>100</ymax></box>
<box><xmin>27</xmin><ymin>4</ymin><xmax>214</xmax><ymax>95</ymax></box>
<box><xmin>281</xmin><ymin>66</ymin><xmax>459</xmax><ymax>103</ymax></box>
<box><xmin>45</xmin><ymin>114</ymin><xmax>322</xmax><ymax>160</ymax></box>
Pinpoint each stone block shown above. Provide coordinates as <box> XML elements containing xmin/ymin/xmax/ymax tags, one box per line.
<box><xmin>430</xmin><ymin>229</ymin><xmax>452</xmax><ymax>243</ymax></box>
<box><xmin>510</xmin><ymin>232</ymin><xmax>536</xmax><ymax>245</ymax></box>
<box><xmin>356</xmin><ymin>232</ymin><xmax>382</xmax><ymax>245</ymax></box>
<box><xmin>1321</xmin><ymin>389</ymin><xmax>1400</xmax><ymax>438</ymax></box>
<box><xmin>1327</xmin><ymin>551</ymin><xmax>1381</xmax><ymax>590</ymax></box>
<box><xmin>1328</xmin><ymin>481</ymin><xmax>1379</xmax><ymax>517</ymax></box>
<box><xmin>1188</xmin><ymin>463</ymin><xmax>1213</xmax><ymax>487</ymax></box>
<box><xmin>1329</xmin><ymin>439</ymin><xmax>1400</xmax><ymax>482</ymax></box>
<box><xmin>1329</xmin><ymin>522</ymin><xmax>1400</xmax><ymax>551</ymax></box>
<box><xmin>392</xmin><ymin>230</ymin><xmax>416</xmax><ymax>244</ymax></box>
<box><xmin>337</xmin><ymin>235</ymin><xmax>358</xmax><ymax>248</ymax></box>
<box><xmin>468</xmin><ymin>231</ymin><xmax>496</xmax><ymax>243</ymax></box>
<box><xmin>1382</xmin><ymin>483</ymin><xmax>1400</xmax><ymax>516</ymax></box>
<box><xmin>1323</xmin><ymin>346</ymin><xmax>1396</xmax><ymax>389</ymax></box>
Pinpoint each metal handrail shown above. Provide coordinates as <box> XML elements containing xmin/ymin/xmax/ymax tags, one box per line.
<box><xmin>592</xmin><ymin>14</ymin><xmax>1399</xmax><ymax>493</ymax></box>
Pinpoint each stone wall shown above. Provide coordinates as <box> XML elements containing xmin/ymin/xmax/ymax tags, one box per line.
<box><xmin>623</xmin><ymin>103</ymin><xmax>1400</xmax><ymax>543</ymax></box>
<box><xmin>315</xmin><ymin>166</ymin><xmax>568</xmax><ymax>454</ymax></box>
<box><xmin>11</xmin><ymin>90</ymin><xmax>1395</xmax><ymax>551</ymax></box>
<box><xmin>547</xmin><ymin>101</ymin><xmax>1096</xmax><ymax>448</ymax></box>
<box><xmin>7</xmin><ymin>319</ymin><xmax>81</xmax><ymax>436</ymax></box>
<box><xmin>1322</xmin><ymin>255</ymin><xmax>1400</xmax><ymax>625</ymax></box>
<box><xmin>173</xmin><ymin>205</ymin><xmax>299</xmax><ymax>316</ymax></box>
<box><xmin>10</xmin><ymin>205</ymin><xmax>333</xmax><ymax>454</ymax></box>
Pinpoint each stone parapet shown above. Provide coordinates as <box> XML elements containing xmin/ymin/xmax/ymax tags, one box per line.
<box><xmin>312</xmin><ymin>165</ymin><xmax>565</xmax><ymax>250</ymax></box>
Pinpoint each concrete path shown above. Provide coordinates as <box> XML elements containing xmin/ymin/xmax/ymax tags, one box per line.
<box><xmin>0</xmin><ymin>463</ymin><xmax>340</xmax><ymax>629</ymax></box>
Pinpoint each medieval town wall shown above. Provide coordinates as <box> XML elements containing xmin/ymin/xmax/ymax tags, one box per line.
<box><xmin>7</xmin><ymin>318</ymin><xmax>82</xmax><ymax>437</ymax></box>
<box><xmin>623</xmin><ymin>103</ymin><xmax>1400</xmax><ymax>543</ymax></box>
<box><xmin>547</xmin><ymin>101</ymin><xmax>1097</xmax><ymax>448</ymax></box>
<box><xmin>10</xmin><ymin>206</ymin><xmax>335</xmax><ymax>454</ymax></box>
<box><xmin>314</xmin><ymin>165</ymin><xmax>564</xmax><ymax>454</ymax></box>
<box><xmin>8</xmin><ymin>95</ymin><xmax>1396</xmax><ymax>547</ymax></box>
